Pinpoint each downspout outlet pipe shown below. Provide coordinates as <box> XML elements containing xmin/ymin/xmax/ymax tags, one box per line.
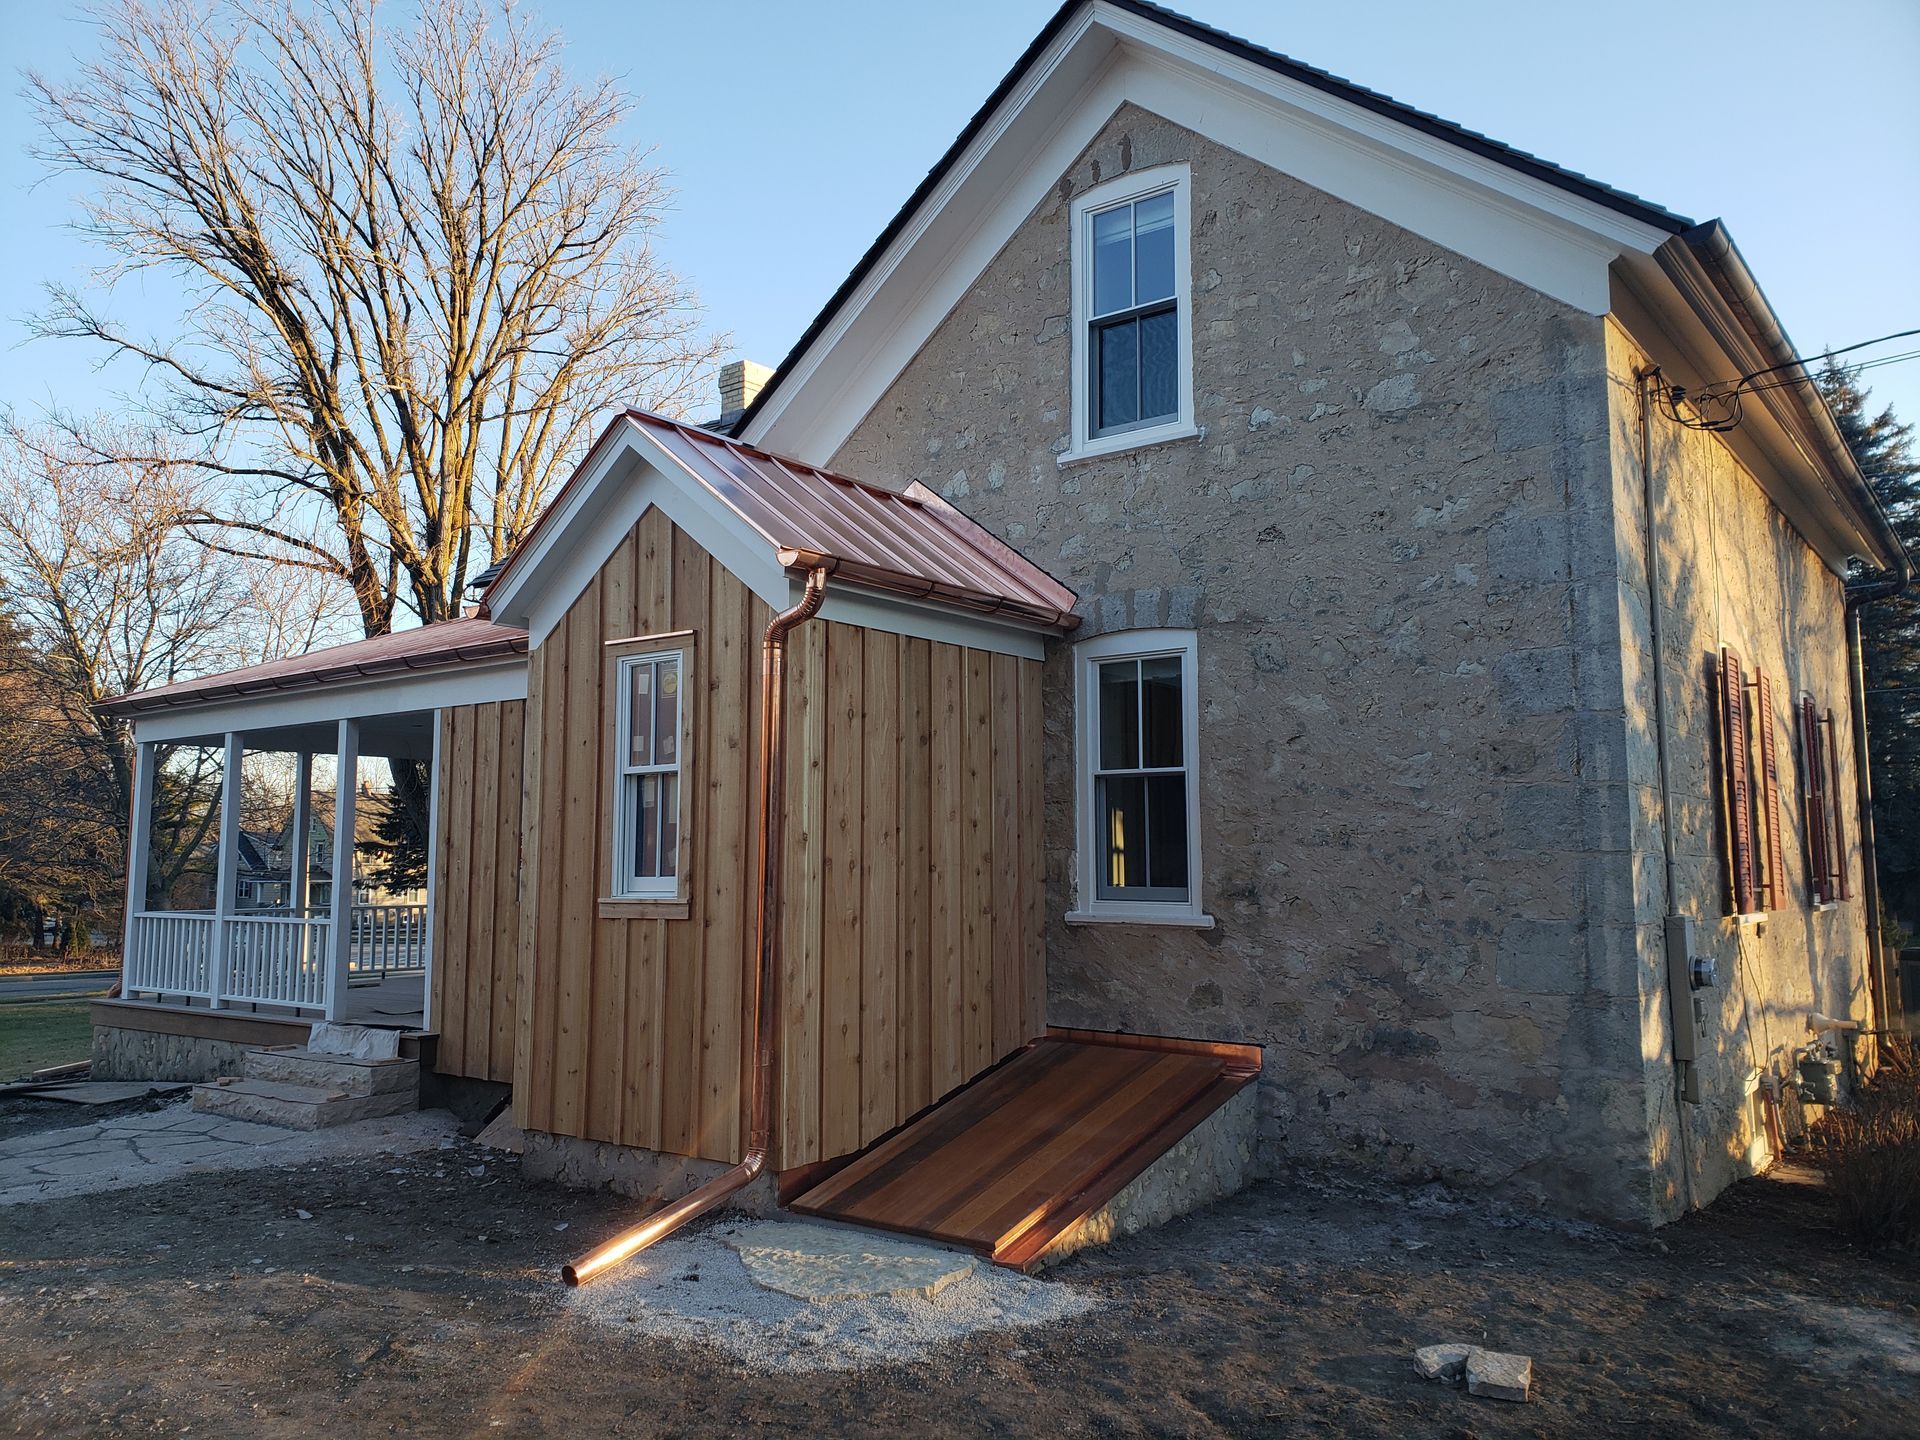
<box><xmin>561</xmin><ymin>566</ymin><xmax>830</xmax><ymax>1287</ymax></box>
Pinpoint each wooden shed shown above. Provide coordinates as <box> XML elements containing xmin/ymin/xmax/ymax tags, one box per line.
<box><xmin>454</xmin><ymin>411</ymin><xmax>1079</xmax><ymax>1181</ymax></box>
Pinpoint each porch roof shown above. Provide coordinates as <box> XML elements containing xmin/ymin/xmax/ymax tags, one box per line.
<box><xmin>97</xmin><ymin>617</ymin><xmax>528</xmax><ymax>718</ymax></box>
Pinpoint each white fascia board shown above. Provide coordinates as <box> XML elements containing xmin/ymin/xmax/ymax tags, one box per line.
<box><xmin>746</xmin><ymin>4</ymin><xmax>1672</xmax><ymax>468</ymax></box>
<box><xmin>129</xmin><ymin>658</ymin><xmax>528</xmax><ymax>745</ymax></box>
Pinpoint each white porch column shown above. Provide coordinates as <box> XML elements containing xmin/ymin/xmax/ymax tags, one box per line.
<box><xmin>207</xmin><ymin>733</ymin><xmax>243</xmax><ymax>1010</ymax></box>
<box><xmin>120</xmin><ymin>739</ymin><xmax>156</xmax><ymax>984</ymax></box>
<box><xmin>324</xmin><ymin>720</ymin><xmax>360</xmax><ymax>1021</ymax></box>
<box><xmin>288</xmin><ymin>750</ymin><xmax>313</xmax><ymax>986</ymax></box>
<box><xmin>421</xmin><ymin>713</ymin><xmax>443</xmax><ymax>1032</ymax></box>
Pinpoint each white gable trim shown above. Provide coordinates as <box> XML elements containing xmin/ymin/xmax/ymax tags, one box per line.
<box><xmin>486</xmin><ymin>420</ymin><xmax>1053</xmax><ymax>659</ymax></box>
<box><xmin>743</xmin><ymin>1</ymin><xmax>1673</xmax><ymax>466</ymax></box>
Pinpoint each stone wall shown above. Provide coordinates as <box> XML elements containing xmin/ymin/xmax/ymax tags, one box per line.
<box><xmin>1604</xmin><ymin>319</ymin><xmax>1871</xmax><ymax>1220</ymax></box>
<box><xmin>519</xmin><ymin>1131</ymin><xmax>779</xmax><ymax>1216</ymax></box>
<box><xmin>92</xmin><ymin>1024</ymin><xmax>255</xmax><ymax>1083</ymax></box>
<box><xmin>831</xmin><ymin>104</ymin><xmax>1655</xmax><ymax>1221</ymax></box>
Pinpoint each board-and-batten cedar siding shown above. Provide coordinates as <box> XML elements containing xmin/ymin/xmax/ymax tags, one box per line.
<box><xmin>512</xmin><ymin>507</ymin><xmax>1046</xmax><ymax>1167</ymax></box>
<box><xmin>429</xmin><ymin>699</ymin><xmax>526</xmax><ymax>1083</ymax></box>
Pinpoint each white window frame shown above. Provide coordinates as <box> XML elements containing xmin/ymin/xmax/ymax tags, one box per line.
<box><xmin>1067</xmin><ymin>628</ymin><xmax>1211</xmax><ymax>929</ymax></box>
<box><xmin>1062</xmin><ymin>164</ymin><xmax>1197</xmax><ymax>467</ymax></box>
<box><xmin>610</xmin><ymin>644</ymin><xmax>689</xmax><ymax>902</ymax></box>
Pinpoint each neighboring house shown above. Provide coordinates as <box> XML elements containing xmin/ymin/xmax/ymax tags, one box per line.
<box><xmin>93</xmin><ymin>0</ymin><xmax>1903</xmax><ymax>1240</ymax></box>
<box><xmin>217</xmin><ymin>799</ymin><xmax>425</xmax><ymax>912</ymax></box>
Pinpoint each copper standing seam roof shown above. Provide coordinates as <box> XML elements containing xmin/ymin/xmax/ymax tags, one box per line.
<box><xmin>96</xmin><ymin>617</ymin><xmax>529</xmax><ymax>717</ymax></box>
<box><xmin>486</xmin><ymin>408</ymin><xmax>1080</xmax><ymax>631</ymax></box>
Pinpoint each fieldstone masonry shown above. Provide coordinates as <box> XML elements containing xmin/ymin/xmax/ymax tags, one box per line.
<box><xmin>828</xmin><ymin>103</ymin><xmax>1857</xmax><ymax>1224</ymax></box>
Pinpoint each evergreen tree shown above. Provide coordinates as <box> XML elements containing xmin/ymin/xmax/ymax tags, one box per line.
<box><xmin>365</xmin><ymin>763</ymin><xmax>431</xmax><ymax>895</ymax></box>
<box><xmin>1819</xmin><ymin>356</ymin><xmax>1920</xmax><ymax>920</ymax></box>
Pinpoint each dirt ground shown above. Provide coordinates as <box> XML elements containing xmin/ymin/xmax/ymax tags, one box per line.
<box><xmin>2</xmin><ymin>1110</ymin><xmax>1916</xmax><ymax>1438</ymax></box>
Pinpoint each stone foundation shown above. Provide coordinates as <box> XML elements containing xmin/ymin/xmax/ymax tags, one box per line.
<box><xmin>519</xmin><ymin>1131</ymin><xmax>779</xmax><ymax>1216</ymax></box>
<box><xmin>1038</xmin><ymin>1080</ymin><xmax>1259</xmax><ymax>1267</ymax></box>
<box><xmin>92</xmin><ymin>1025</ymin><xmax>257</xmax><ymax>1083</ymax></box>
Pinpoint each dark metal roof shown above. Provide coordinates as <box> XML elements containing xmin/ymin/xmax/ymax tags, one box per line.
<box><xmin>98</xmin><ymin>617</ymin><xmax>529</xmax><ymax>717</ymax></box>
<box><xmin>733</xmin><ymin>0</ymin><xmax>1692</xmax><ymax>437</ymax></box>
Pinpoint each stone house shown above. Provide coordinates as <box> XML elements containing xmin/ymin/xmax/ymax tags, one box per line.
<box><xmin>96</xmin><ymin>0</ymin><xmax>1903</xmax><ymax>1246</ymax></box>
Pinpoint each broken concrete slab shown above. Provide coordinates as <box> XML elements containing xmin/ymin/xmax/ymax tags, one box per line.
<box><xmin>721</xmin><ymin>1221</ymin><xmax>976</xmax><ymax>1302</ymax></box>
<box><xmin>1465</xmin><ymin>1348</ymin><xmax>1533</xmax><ymax>1402</ymax></box>
<box><xmin>1413</xmin><ymin>1343</ymin><xmax>1473</xmax><ymax>1382</ymax></box>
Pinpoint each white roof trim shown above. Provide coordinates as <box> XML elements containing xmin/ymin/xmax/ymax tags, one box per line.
<box><xmin>743</xmin><ymin>0</ymin><xmax>1674</xmax><ymax>466</ymax></box>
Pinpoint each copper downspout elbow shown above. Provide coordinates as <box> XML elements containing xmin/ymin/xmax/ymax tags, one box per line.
<box><xmin>562</xmin><ymin>567</ymin><xmax>830</xmax><ymax>1286</ymax></box>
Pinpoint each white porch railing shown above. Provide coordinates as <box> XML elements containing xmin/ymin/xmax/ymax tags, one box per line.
<box><xmin>123</xmin><ymin>902</ymin><xmax>421</xmax><ymax>1011</ymax></box>
<box><xmin>123</xmin><ymin>911</ymin><xmax>216</xmax><ymax>998</ymax></box>
<box><xmin>347</xmin><ymin>902</ymin><xmax>427</xmax><ymax>978</ymax></box>
<box><xmin>224</xmin><ymin>913</ymin><xmax>332</xmax><ymax>1009</ymax></box>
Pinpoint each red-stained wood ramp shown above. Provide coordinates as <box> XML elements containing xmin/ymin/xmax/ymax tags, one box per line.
<box><xmin>787</xmin><ymin>1029</ymin><xmax>1260</xmax><ymax>1272</ymax></box>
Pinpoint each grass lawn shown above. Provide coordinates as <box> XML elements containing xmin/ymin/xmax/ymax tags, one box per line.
<box><xmin>0</xmin><ymin>1001</ymin><xmax>95</xmax><ymax>1079</ymax></box>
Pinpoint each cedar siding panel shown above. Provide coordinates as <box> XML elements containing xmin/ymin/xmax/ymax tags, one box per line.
<box><xmin>515</xmin><ymin>510</ymin><xmax>1044</xmax><ymax>1166</ymax></box>
<box><xmin>429</xmin><ymin>698</ymin><xmax>526</xmax><ymax>1084</ymax></box>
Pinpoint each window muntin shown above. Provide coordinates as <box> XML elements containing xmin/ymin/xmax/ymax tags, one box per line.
<box><xmin>615</xmin><ymin>650</ymin><xmax>683</xmax><ymax>897</ymax></box>
<box><xmin>1088</xmin><ymin>190</ymin><xmax>1179</xmax><ymax>438</ymax></box>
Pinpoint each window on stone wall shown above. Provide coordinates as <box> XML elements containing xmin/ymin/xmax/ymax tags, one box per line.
<box><xmin>1064</xmin><ymin>166</ymin><xmax>1195</xmax><ymax>464</ymax></box>
<box><xmin>1800</xmin><ymin>693</ymin><xmax>1849</xmax><ymax>906</ymax></box>
<box><xmin>1715</xmin><ymin>646</ymin><xmax>1785</xmax><ymax>917</ymax></box>
<box><xmin>1068</xmin><ymin>629</ymin><xmax>1211</xmax><ymax>929</ymax></box>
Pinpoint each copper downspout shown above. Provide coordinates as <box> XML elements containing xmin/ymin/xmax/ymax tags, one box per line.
<box><xmin>562</xmin><ymin>566</ymin><xmax>830</xmax><ymax>1286</ymax></box>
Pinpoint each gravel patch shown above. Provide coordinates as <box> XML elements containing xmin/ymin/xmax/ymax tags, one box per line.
<box><xmin>565</xmin><ymin>1217</ymin><xmax>1099</xmax><ymax>1372</ymax></box>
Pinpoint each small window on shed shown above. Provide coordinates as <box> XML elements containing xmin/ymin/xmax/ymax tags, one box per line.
<box><xmin>613</xmin><ymin>649</ymin><xmax>685</xmax><ymax>898</ymax></box>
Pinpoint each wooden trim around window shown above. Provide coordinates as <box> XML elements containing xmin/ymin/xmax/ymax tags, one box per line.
<box><xmin>602</xmin><ymin>631</ymin><xmax>697</xmax><ymax>915</ymax></box>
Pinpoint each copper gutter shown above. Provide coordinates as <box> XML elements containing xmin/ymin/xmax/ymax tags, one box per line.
<box><xmin>774</xmin><ymin>547</ymin><xmax>1079</xmax><ymax>631</ymax></box>
<box><xmin>562</xmin><ymin>566</ymin><xmax>830</xmax><ymax>1287</ymax></box>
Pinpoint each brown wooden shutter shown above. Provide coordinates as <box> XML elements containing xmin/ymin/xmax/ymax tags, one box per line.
<box><xmin>1720</xmin><ymin>647</ymin><xmax>1757</xmax><ymax>915</ymax></box>
<box><xmin>1826</xmin><ymin>708</ymin><xmax>1849</xmax><ymax>902</ymax></box>
<box><xmin>1802</xmin><ymin>694</ymin><xmax>1830</xmax><ymax>904</ymax></box>
<box><xmin>1756</xmin><ymin>669</ymin><xmax>1784</xmax><ymax>911</ymax></box>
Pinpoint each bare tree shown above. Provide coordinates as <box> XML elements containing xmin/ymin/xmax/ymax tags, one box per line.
<box><xmin>28</xmin><ymin>0</ymin><xmax>723</xmax><ymax>635</ymax></box>
<box><xmin>0</xmin><ymin>424</ymin><xmax>343</xmax><ymax>920</ymax></box>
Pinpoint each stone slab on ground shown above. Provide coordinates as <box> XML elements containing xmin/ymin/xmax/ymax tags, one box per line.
<box><xmin>475</xmin><ymin>1111</ymin><xmax>528</xmax><ymax>1154</ymax></box>
<box><xmin>0</xmin><ymin>1100</ymin><xmax>457</xmax><ymax>1206</ymax></box>
<box><xmin>567</xmin><ymin>1218</ymin><xmax>1095</xmax><ymax>1374</ymax></box>
<box><xmin>1413</xmin><ymin>1343</ymin><xmax>1473</xmax><ymax>1382</ymax></box>
<box><xmin>1466</xmin><ymin>1348</ymin><xmax>1534</xmax><ymax>1402</ymax></box>
<box><xmin>32</xmin><ymin>1081</ymin><xmax>191</xmax><ymax>1106</ymax></box>
<box><xmin>306</xmin><ymin>1023</ymin><xmax>401</xmax><ymax>1060</ymax></box>
<box><xmin>720</xmin><ymin>1221</ymin><xmax>977</xmax><ymax>1302</ymax></box>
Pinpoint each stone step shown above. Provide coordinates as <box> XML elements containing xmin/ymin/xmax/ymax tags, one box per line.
<box><xmin>242</xmin><ymin>1046</ymin><xmax>418</xmax><ymax>1098</ymax></box>
<box><xmin>191</xmin><ymin>1076</ymin><xmax>416</xmax><ymax>1130</ymax></box>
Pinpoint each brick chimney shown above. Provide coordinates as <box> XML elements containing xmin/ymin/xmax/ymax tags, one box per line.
<box><xmin>718</xmin><ymin>359</ymin><xmax>773</xmax><ymax>416</ymax></box>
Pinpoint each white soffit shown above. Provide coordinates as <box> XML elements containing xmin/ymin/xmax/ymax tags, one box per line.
<box><xmin>743</xmin><ymin>1</ymin><xmax>1674</xmax><ymax>467</ymax></box>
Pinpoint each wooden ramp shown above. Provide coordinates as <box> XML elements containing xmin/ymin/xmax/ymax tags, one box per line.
<box><xmin>788</xmin><ymin>1031</ymin><xmax>1259</xmax><ymax>1271</ymax></box>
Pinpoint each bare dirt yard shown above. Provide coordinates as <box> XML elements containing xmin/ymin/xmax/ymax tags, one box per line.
<box><xmin>2</xmin><ymin>1107</ymin><xmax>1916</xmax><ymax>1438</ymax></box>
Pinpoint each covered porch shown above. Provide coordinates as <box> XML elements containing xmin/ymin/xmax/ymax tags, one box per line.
<box><xmin>97</xmin><ymin>617</ymin><xmax>530</xmax><ymax>1054</ymax></box>
<box><xmin>121</xmin><ymin>712</ymin><xmax>436</xmax><ymax>1027</ymax></box>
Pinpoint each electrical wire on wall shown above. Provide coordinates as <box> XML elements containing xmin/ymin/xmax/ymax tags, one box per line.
<box><xmin>1653</xmin><ymin>326</ymin><xmax>1920</xmax><ymax>435</ymax></box>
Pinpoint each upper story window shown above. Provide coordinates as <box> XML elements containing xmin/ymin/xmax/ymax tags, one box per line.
<box><xmin>1064</xmin><ymin>166</ymin><xmax>1195</xmax><ymax>464</ymax></box>
<box><xmin>1068</xmin><ymin>629</ymin><xmax>1211</xmax><ymax>928</ymax></box>
<box><xmin>612</xmin><ymin>646</ymin><xmax>686</xmax><ymax>899</ymax></box>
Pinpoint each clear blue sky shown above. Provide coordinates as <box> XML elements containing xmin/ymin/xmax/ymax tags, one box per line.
<box><xmin>3</xmin><ymin>0</ymin><xmax>1917</xmax><ymax>427</ymax></box>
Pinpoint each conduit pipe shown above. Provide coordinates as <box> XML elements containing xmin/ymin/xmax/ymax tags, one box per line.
<box><xmin>562</xmin><ymin>566</ymin><xmax>830</xmax><ymax>1287</ymax></box>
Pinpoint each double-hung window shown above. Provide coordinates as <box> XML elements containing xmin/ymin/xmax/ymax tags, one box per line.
<box><xmin>1065</xmin><ymin>165</ymin><xmax>1194</xmax><ymax>463</ymax></box>
<box><xmin>612</xmin><ymin>647</ymin><xmax>685</xmax><ymax>899</ymax></box>
<box><xmin>1069</xmin><ymin>630</ymin><xmax>1209</xmax><ymax>927</ymax></box>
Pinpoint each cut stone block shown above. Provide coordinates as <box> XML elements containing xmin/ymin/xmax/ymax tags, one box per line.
<box><xmin>191</xmin><ymin>1077</ymin><xmax>414</xmax><ymax>1130</ymax></box>
<box><xmin>1465</xmin><ymin>1349</ymin><xmax>1533</xmax><ymax>1402</ymax></box>
<box><xmin>306</xmin><ymin>1022</ymin><xmax>402</xmax><ymax>1060</ymax></box>
<box><xmin>475</xmin><ymin>1110</ymin><xmax>528</xmax><ymax>1154</ymax></box>
<box><xmin>243</xmin><ymin>1046</ymin><xmax>416</xmax><ymax>1096</ymax></box>
<box><xmin>1414</xmin><ymin>1343</ymin><xmax>1473</xmax><ymax>1383</ymax></box>
<box><xmin>721</xmin><ymin>1221</ymin><xmax>976</xmax><ymax>1302</ymax></box>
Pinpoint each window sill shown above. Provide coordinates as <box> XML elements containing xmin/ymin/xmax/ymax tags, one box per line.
<box><xmin>598</xmin><ymin>896</ymin><xmax>691</xmax><ymax>921</ymax></box>
<box><xmin>1065</xmin><ymin>907</ymin><xmax>1215</xmax><ymax>930</ymax></box>
<box><xmin>1057</xmin><ymin>422</ymin><xmax>1201</xmax><ymax>468</ymax></box>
